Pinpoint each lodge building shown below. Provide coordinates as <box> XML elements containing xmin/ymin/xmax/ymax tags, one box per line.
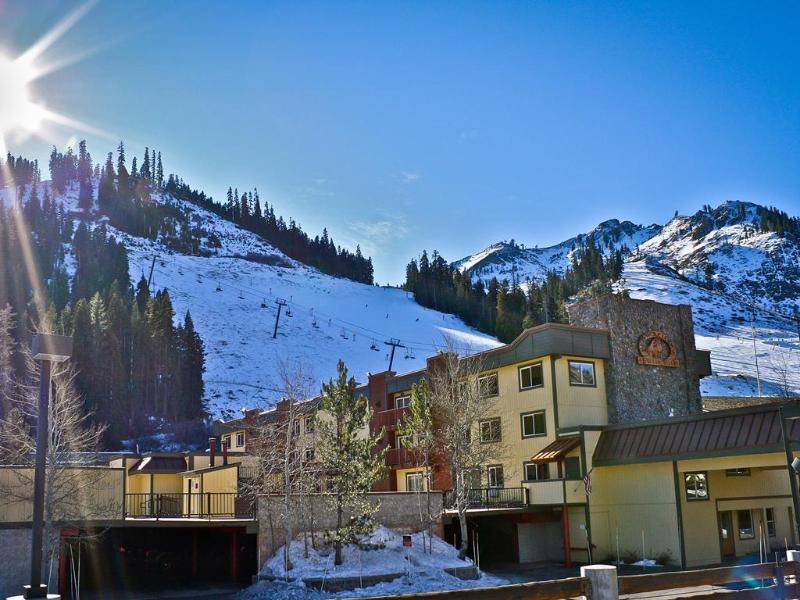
<box><xmin>2</xmin><ymin>294</ymin><xmax>800</xmax><ymax>598</ymax></box>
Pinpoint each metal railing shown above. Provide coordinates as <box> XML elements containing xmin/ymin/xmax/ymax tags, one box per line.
<box><xmin>123</xmin><ymin>493</ymin><xmax>254</xmax><ymax>519</ymax></box>
<box><xmin>443</xmin><ymin>487</ymin><xmax>527</xmax><ymax>510</ymax></box>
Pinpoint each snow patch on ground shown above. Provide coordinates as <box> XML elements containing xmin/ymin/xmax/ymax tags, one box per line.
<box><xmin>240</xmin><ymin>526</ymin><xmax>507</xmax><ymax>598</ymax></box>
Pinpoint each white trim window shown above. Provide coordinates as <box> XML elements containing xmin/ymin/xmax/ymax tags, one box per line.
<box><xmin>568</xmin><ymin>361</ymin><xmax>596</xmax><ymax>386</ymax></box>
<box><xmin>222</xmin><ymin>435</ymin><xmax>231</xmax><ymax>449</ymax></box>
<box><xmin>406</xmin><ymin>472</ymin><xmax>425</xmax><ymax>492</ymax></box>
<box><xmin>235</xmin><ymin>432</ymin><xmax>245</xmax><ymax>448</ymax></box>
<box><xmin>304</xmin><ymin>416</ymin><xmax>315</xmax><ymax>433</ymax></box>
<box><xmin>479</xmin><ymin>418</ymin><xmax>501</xmax><ymax>443</ymax></box>
<box><xmin>396</xmin><ymin>434</ymin><xmax>412</xmax><ymax>449</ymax></box>
<box><xmin>395</xmin><ymin>394</ymin><xmax>411</xmax><ymax>409</ymax></box>
<box><xmin>521</xmin><ymin>410</ymin><xmax>546</xmax><ymax>438</ymax></box>
<box><xmin>523</xmin><ymin>462</ymin><xmax>549</xmax><ymax>481</ymax></box>
<box><xmin>487</xmin><ymin>465</ymin><xmax>504</xmax><ymax>488</ymax></box>
<box><xmin>478</xmin><ymin>373</ymin><xmax>499</xmax><ymax>398</ymax></box>
<box><xmin>519</xmin><ymin>363</ymin><xmax>544</xmax><ymax>390</ymax></box>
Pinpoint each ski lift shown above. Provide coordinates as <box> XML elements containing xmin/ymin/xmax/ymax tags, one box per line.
<box><xmin>341</xmin><ymin>329</ymin><xmax>349</xmax><ymax>340</ymax></box>
<box><xmin>404</xmin><ymin>348</ymin><xmax>410</xmax><ymax>359</ymax></box>
<box><xmin>178</xmin><ymin>267</ymin><xmax>184</xmax><ymax>275</ymax></box>
<box><xmin>370</xmin><ymin>340</ymin><xmax>379</xmax><ymax>351</ymax></box>
<box><xmin>408</xmin><ymin>347</ymin><xmax>416</xmax><ymax>359</ymax></box>
<box><xmin>238</xmin><ymin>290</ymin><xmax>244</xmax><ymax>300</ymax></box>
<box><xmin>286</xmin><ymin>307</ymin><xmax>293</xmax><ymax>317</ymax></box>
<box><xmin>197</xmin><ymin>275</ymin><xmax>203</xmax><ymax>284</ymax></box>
<box><xmin>261</xmin><ymin>298</ymin><xmax>268</xmax><ymax>308</ymax></box>
<box><xmin>215</xmin><ymin>282</ymin><xmax>222</xmax><ymax>292</ymax></box>
<box><xmin>312</xmin><ymin>319</ymin><xmax>319</xmax><ymax>328</ymax></box>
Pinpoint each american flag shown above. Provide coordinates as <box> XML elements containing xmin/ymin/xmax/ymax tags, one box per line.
<box><xmin>584</xmin><ymin>469</ymin><xmax>593</xmax><ymax>495</ymax></box>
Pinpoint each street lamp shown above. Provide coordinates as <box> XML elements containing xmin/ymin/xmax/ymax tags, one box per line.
<box><xmin>779</xmin><ymin>406</ymin><xmax>800</xmax><ymax>550</ymax></box>
<box><xmin>15</xmin><ymin>334</ymin><xmax>72</xmax><ymax>600</ymax></box>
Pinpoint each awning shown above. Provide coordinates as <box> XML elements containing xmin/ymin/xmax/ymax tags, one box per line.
<box><xmin>530</xmin><ymin>437</ymin><xmax>581</xmax><ymax>464</ymax></box>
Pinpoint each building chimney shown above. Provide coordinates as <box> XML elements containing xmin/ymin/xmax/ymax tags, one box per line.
<box><xmin>209</xmin><ymin>437</ymin><xmax>216</xmax><ymax>467</ymax></box>
<box><xmin>222</xmin><ymin>440</ymin><xmax>228</xmax><ymax>466</ymax></box>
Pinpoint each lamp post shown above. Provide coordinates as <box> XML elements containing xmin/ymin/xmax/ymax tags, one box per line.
<box><xmin>14</xmin><ymin>334</ymin><xmax>72</xmax><ymax>600</ymax></box>
<box><xmin>779</xmin><ymin>406</ymin><xmax>800</xmax><ymax>549</ymax></box>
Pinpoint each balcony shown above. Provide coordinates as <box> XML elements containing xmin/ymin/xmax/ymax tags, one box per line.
<box><xmin>523</xmin><ymin>479</ymin><xmax>586</xmax><ymax>505</ymax></box>
<box><xmin>444</xmin><ymin>487</ymin><xmax>528</xmax><ymax>511</ymax></box>
<box><xmin>385</xmin><ymin>447</ymin><xmax>418</xmax><ymax>467</ymax></box>
<box><xmin>374</xmin><ymin>406</ymin><xmax>408</xmax><ymax>430</ymax></box>
<box><xmin>124</xmin><ymin>493</ymin><xmax>254</xmax><ymax>520</ymax></box>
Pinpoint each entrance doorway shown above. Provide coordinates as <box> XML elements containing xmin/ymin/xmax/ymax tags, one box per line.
<box><xmin>719</xmin><ymin>511</ymin><xmax>735</xmax><ymax>557</ymax></box>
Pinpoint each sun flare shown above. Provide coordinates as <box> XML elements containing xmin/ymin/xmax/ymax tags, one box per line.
<box><xmin>0</xmin><ymin>54</ymin><xmax>45</xmax><ymax>136</ymax></box>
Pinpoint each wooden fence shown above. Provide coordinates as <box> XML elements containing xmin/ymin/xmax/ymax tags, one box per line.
<box><xmin>351</xmin><ymin>561</ymin><xmax>799</xmax><ymax>600</ymax></box>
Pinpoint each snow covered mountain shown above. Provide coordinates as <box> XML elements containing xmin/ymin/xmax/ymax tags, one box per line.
<box><xmin>1</xmin><ymin>182</ymin><xmax>500</xmax><ymax>420</ymax></box>
<box><xmin>456</xmin><ymin>201</ymin><xmax>800</xmax><ymax>397</ymax></box>
<box><xmin>453</xmin><ymin>219</ymin><xmax>662</xmax><ymax>282</ymax></box>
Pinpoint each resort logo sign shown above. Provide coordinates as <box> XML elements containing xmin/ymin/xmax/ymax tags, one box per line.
<box><xmin>636</xmin><ymin>330</ymin><xmax>679</xmax><ymax>368</ymax></box>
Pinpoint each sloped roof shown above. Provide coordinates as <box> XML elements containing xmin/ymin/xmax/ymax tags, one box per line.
<box><xmin>530</xmin><ymin>437</ymin><xmax>581</xmax><ymax>463</ymax></box>
<box><xmin>128</xmin><ymin>456</ymin><xmax>187</xmax><ymax>474</ymax></box>
<box><xmin>593</xmin><ymin>403</ymin><xmax>800</xmax><ymax>466</ymax></box>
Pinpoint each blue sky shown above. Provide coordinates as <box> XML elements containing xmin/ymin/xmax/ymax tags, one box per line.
<box><xmin>1</xmin><ymin>0</ymin><xmax>798</xmax><ymax>283</ymax></box>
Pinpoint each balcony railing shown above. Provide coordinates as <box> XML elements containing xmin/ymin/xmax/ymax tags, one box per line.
<box><xmin>124</xmin><ymin>493</ymin><xmax>254</xmax><ymax>519</ymax></box>
<box><xmin>374</xmin><ymin>406</ymin><xmax>409</xmax><ymax>429</ymax></box>
<box><xmin>443</xmin><ymin>487</ymin><xmax>527</xmax><ymax>510</ymax></box>
<box><xmin>385</xmin><ymin>447</ymin><xmax>418</xmax><ymax>467</ymax></box>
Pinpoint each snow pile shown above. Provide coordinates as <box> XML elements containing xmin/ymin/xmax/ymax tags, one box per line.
<box><xmin>243</xmin><ymin>526</ymin><xmax>507</xmax><ymax>598</ymax></box>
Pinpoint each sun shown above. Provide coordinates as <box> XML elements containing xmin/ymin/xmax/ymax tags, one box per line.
<box><xmin>0</xmin><ymin>54</ymin><xmax>45</xmax><ymax>137</ymax></box>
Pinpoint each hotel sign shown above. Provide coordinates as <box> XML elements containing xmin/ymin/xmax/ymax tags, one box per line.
<box><xmin>637</xmin><ymin>330</ymin><xmax>679</xmax><ymax>368</ymax></box>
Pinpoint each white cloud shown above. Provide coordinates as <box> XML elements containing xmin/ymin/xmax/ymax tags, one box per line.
<box><xmin>348</xmin><ymin>217</ymin><xmax>410</xmax><ymax>255</ymax></box>
<box><xmin>398</xmin><ymin>171</ymin><xmax>420</xmax><ymax>183</ymax></box>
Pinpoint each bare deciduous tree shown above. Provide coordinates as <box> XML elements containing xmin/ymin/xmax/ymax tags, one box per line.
<box><xmin>0</xmin><ymin>338</ymin><xmax>107</xmax><ymax>589</ymax></box>
<box><xmin>242</xmin><ymin>360</ymin><xmax>317</xmax><ymax>573</ymax></box>
<box><xmin>427</xmin><ymin>340</ymin><xmax>505</xmax><ymax>560</ymax></box>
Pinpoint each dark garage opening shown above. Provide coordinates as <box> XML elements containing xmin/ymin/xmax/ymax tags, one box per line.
<box><xmin>60</xmin><ymin>526</ymin><xmax>256</xmax><ymax>599</ymax></box>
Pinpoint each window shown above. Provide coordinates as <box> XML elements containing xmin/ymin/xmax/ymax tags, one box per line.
<box><xmin>766</xmin><ymin>508</ymin><xmax>776</xmax><ymax>537</ymax></box>
<box><xmin>304</xmin><ymin>416</ymin><xmax>315</xmax><ymax>433</ymax></box>
<box><xmin>235</xmin><ymin>432</ymin><xmax>245</xmax><ymax>448</ymax></box>
<box><xmin>463</xmin><ymin>468</ymin><xmax>482</xmax><ymax>490</ymax></box>
<box><xmin>292</xmin><ymin>420</ymin><xmax>301</xmax><ymax>437</ymax></box>
<box><xmin>685</xmin><ymin>472</ymin><xmax>709</xmax><ymax>501</ymax></box>
<box><xmin>725</xmin><ymin>468</ymin><xmax>750</xmax><ymax>477</ymax></box>
<box><xmin>406</xmin><ymin>472</ymin><xmax>424</xmax><ymax>492</ymax></box>
<box><xmin>222</xmin><ymin>435</ymin><xmax>231</xmax><ymax>449</ymax></box>
<box><xmin>568</xmin><ymin>361</ymin><xmax>596</xmax><ymax>386</ymax></box>
<box><xmin>396</xmin><ymin>434</ymin><xmax>412</xmax><ymax>448</ymax></box>
<box><xmin>304</xmin><ymin>448</ymin><xmax>315</xmax><ymax>463</ymax></box>
<box><xmin>395</xmin><ymin>394</ymin><xmax>411</xmax><ymax>409</ymax></box>
<box><xmin>564</xmin><ymin>457</ymin><xmax>581</xmax><ymax>480</ymax></box>
<box><xmin>521</xmin><ymin>411</ymin><xmax>546</xmax><ymax>438</ymax></box>
<box><xmin>479</xmin><ymin>418</ymin><xmax>502</xmax><ymax>443</ymax></box>
<box><xmin>738</xmin><ymin>510</ymin><xmax>755</xmax><ymax>539</ymax></box>
<box><xmin>478</xmin><ymin>373</ymin><xmax>499</xmax><ymax>398</ymax></box>
<box><xmin>487</xmin><ymin>465</ymin><xmax>504</xmax><ymax>488</ymax></box>
<box><xmin>519</xmin><ymin>363</ymin><xmax>544</xmax><ymax>390</ymax></box>
<box><xmin>523</xmin><ymin>462</ymin><xmax>549</xmax><ymax>481</ymax></box>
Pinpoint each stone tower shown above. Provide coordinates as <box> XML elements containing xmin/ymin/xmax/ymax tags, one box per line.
<box><xmin>567</xmin><ymin>294</ymin><xmax>705</xmax><ymax>424</ymax></box>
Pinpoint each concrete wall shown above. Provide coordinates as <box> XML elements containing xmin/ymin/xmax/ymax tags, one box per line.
<box><xmin>257</xmin><ymin>492</ymin><xmax>445</xmax><ymax>569</ymax></box>
<box><xmin>568</xmin><ymin>295</ymin><xmax>703</xmax><ymax>424</ymax></box>
<box><xmin>0</xmin><ymin>528</ymin><xmax>32</xmax><ymax>598</ymax></box>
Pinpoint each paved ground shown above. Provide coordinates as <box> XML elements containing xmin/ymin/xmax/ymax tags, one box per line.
<box><xmin>79</xmin><ymin>586</ymin><xmax>243</xmax><ymax>600</ymax></box>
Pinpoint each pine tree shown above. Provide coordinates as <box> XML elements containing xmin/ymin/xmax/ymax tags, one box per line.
<box><xmin>317</xmin><ymin>360</ymin><xmax>386</xmax><ymax>565</ymax></box>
